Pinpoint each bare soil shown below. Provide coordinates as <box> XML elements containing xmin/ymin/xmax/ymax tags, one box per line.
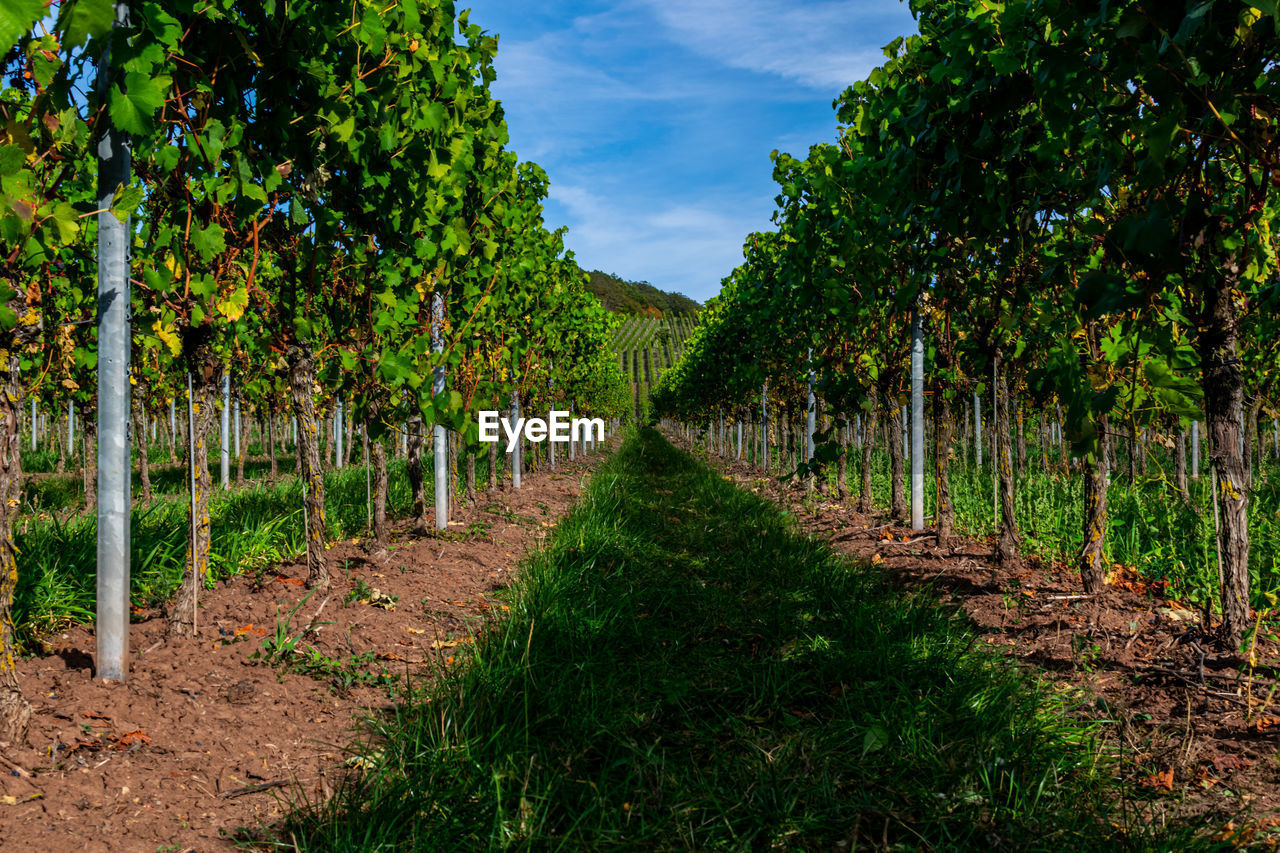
<box><xmin>0</xmin><ymin>446</ymin><xmax>612</xmax><ymax>852</ymax></box>
<box><xmin>683</xmin><ymin>437</ymin><xmax>1280</xmax><ymax>842</ymax></box>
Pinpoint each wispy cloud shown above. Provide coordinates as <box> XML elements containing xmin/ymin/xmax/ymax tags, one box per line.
<box><xmin>640</xmin><ymin>0</ymin><xmax>915</xmax><ymax>91</ymax></box>
<box><xmin>550</xmin><ymin>185</ymin><xmax>760</xmax><ymax>299</ymax></box>
<box><xmin>465</xmin><ymin>0</ymin><xmax>918</xmax><ymax>303</ymax></box>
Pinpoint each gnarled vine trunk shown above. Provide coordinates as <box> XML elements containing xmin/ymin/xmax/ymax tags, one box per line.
<box><xmin>934</xmin><ymin>392</ymin><xmax>955</xmax><ymax>547</ymax></box>
<box><xmin>372</xmin><ymin>434</ymin><xmax>389</xmax><ymax>548</ymax></box>
<box><xmin>887</xmin><ymin>401</ymin><xmax>907</xmax><ymax>521</ymax></box>
<box><xmin>289</xmin><ymin>346</ymin><xmax>328</xmax><ymax>589</ymax></box>
<box><xmin>1080</xmin><ymin>416</ymin><xmax>1110</xmax><ymax>594</ymax></box>
<box><xmin>169</xmin><ymin>364</ymin><xmax>219</xmax><ymax>637</ymax></box>
<box><xmin>858</xmin><ymin>406</ymin><xmax>876</xmax><ymax>514</ymax></box>
<box><xmin>994</xmin><ymin>352</ymin><xmax>1022</xmax><ymax>567</ymax></box>
<box><xmin>1200</xmin><ymin>274</ymin><xmax>1250</xmax><ymax>646</ymax></box>
<box><xmin>406</xmin><ymin>415</ymin><xmax>429</xmax><ymax>534</ymax></box>
<box><xmin>81</xmin><ymin>416</ymin><xmax>97</xmax><ymax>514</ymax></box>
<box><xmin>465</xmin><ymin>442</ymin><xmax>476</xmax><ymax>504</ymax></box>
<box><xmin>836</xmin><ymin>411</ymin><xmax>848</xmax><ymax>500</ymax></box>
<box><xmin>0</xmin><ymin>351</ymin><xmax>32</xmax><ymax>744</ymax></box>
<box><xmin>488</xmin><ymin>437</ymin><xmax>499</xmax><ymax>492</ymax></box>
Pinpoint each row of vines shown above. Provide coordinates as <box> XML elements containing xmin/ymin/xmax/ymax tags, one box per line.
<box><xmin>653</xmin><ymin>0</ymin><xmax>1280</xmax><ymax>646</ymax></box>
<box><xmin>0</xmin><ymin>0</ymin><xmax>630</xmax><ymax>742</ymax></box>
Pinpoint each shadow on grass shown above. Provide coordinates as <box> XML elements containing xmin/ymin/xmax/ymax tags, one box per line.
<box><xmin>272</xmin><ymin>428</ymin><xmax>1220</xmax><ymax>852</ymax></box>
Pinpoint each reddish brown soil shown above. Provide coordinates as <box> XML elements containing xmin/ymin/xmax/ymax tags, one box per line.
<box><xmin>0</xmin><ymin>446</ymin><xmax>612</xmax><ymax>852</ymax></box>
<box><xmin>680</xmin><ymin>435</ymin><xmax>1280</xmax><ymax>839</ymax></box>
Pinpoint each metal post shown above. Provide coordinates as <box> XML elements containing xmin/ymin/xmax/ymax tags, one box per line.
<box><xmin>95</xmin><ymin>1</ymin><xmax>132</xmax><ymax>683</ymax></box>
<box><xmin>334</xmin><ymin>400</ymin><xmax>343</xmax><ymax>469</ymax></box>
<box><xmin>233</xmin><ymin>398</ymin><xmax>241</xmax><ymax>460</ymax></box>
<box><xmin>220</xmin><ymin>372</ymin><xmax>230</xmax><ymax>489</ymax></box>
<box><xmin>806</xmin><ymin>351</ymin><xmax>816</xmax><ymax>492</ymax></box>
<box><xmin>1191</xmin><ymin>420</ymin><xmax>1200</xmax><ymax>479</ymax></box>
<box><xmin>901</xmin><ymin>405</ymin><xmax>907</xmax><ymax>465</ymax></box>
<box><xmin>186</xmin><ymin>373</ymin><xmax>198</xmax><ymax>629</ymax></box>
<box><xmin>30</xmin><ymin>398</ymin><xmax>36</xmax><ymax>451</ymax></box>
<box><xmin>974</xmin><ymin>390</ymin><xmax>982</xmax><ymax>467</ymax></box>
<box><xmin>432</xmin><ymin>293</ymin><xmax>448</xmax><ymax>528</ymax></box>
<box><xmin>762</xmin><ymin>382</ymin><xmax>769</xmax><ymax>470</ymax></box>
<box><xmin>68</xmin><ymin>399</ymin><xmax>75</xmax><ymax>454</ymax></box>
<box><xmin>910</xmin><ymin>310</ymin><xmax>924</xmax><ymax>531</ymax></box>
<box><xmin>992</xmin><ymin>359</ymin><xmax>999</xmax><ymax>531</ymax></box>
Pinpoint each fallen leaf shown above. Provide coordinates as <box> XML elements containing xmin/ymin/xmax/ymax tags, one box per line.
<box><xmin>1138</xmin><ymin>767</ymin><xmax>1174</xmax><ymax>791</ymax></box>
<box><xmin>275</xmin><ymin>576</ymin><xmax>305</xmax><ymax>586</ymax></box>
<box><xmin>111</xmin><ymin>730</ymin><xmax>151</xmax><ymax>749</ymax></box>
<box><xmin>0</xmin><ymin>794</ymin><xmax>41</xmax><ymax>805</ymax></box>
<box><xmin>405</xmin><ymin>628</ymin><xmax>425</xmax><ymax>635</ymax></box>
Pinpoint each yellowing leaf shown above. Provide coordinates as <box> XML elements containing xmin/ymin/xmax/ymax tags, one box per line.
<box><xmin>216</xmin><ymin>285</ymin><xmax>249</xmax><ymax>321</ymax></box>
<box><xmin>152</xmin><ymin>320</ymin><xmax>182</xmax><ymax>357</ymax></box>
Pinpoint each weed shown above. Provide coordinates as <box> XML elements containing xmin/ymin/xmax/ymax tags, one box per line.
<box><xmin>344</xmin><ymin>579</ymin><xmax>374</xmax><ymax>607</ymax></box>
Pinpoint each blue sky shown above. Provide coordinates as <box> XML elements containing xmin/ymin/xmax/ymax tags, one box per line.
<box><xmin>462</xmin><ymin>0</ymin><xmax>919</xmax><ymax>305</ymax></box>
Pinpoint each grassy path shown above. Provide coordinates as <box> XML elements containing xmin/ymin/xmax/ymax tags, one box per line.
<box><xmin>277</xmin><ymin>428</ymin><xmax>1212</xmax><ymax>851</ymax></box>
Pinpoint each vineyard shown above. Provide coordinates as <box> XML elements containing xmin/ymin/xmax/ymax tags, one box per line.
<box><xmin>610</xmin><ymin>312</ymin><xmax>697</xmax><ymax>417</ymax></box>
<box><xmin>2</xmin><ymin>0</ymin><xmax>1280</xmax><ymax>850</ymax></box>
<box><xmin>0</xmin><ymin>0</ymin><xmax>632</xmax><ymax>751</ymax></box>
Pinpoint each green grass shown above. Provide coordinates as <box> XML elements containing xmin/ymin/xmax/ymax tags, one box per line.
<box><xmin>12</xmin><ymin>437</ymin><xmax>554</xmax><ymax>644</ymax></box>
<box><xmin>836</xmin><ymin>441</ymin><xmax>1280</xmax><ymax>614</ymax></box>
<box><xmin>12</xmin><ymin>460</ymin><xmax>414</xmax><ymax>644</ymax></box>
<box><xmin>268</xmin><ymin>427</ymin><xmax>1212</xmax><ymax>851</ymax></box>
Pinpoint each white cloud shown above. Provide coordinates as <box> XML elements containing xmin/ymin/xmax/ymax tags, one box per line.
<box><xmin>463</xmin><ymin>0</ymin><xmax>918</xmax><ymax>303</ymax></box>
<box><xmin>640</xmin><ymin>0</ymin><xmax>914</xmax><ymax>91</ymax></box>
<box><xmin>550</xmin><ymin>184</ymin><xmax>763</xmax><ymax>302</ymax></box>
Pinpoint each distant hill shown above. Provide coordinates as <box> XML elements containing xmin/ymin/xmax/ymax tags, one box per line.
<box><xmin>583</xmin><ymin>270</ymin><xmax>700</xmax><ymax>318</ymax></box>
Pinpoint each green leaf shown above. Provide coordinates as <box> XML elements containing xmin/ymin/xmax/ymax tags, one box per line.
<box><xmin>189</xmin><ymin>222</ymin><xmax>226</xmax><ymax>261</ymax></box>
<box><xmin>108</xmin><ymin>71</ymin><xmax>170</xmax><ymax>136</ymax></box>
<box><xmin>0</xmin><ymin>145</ymin><xmax>24</xmax><ymax>176</ymax></box>
<box><xmin>332</xmin><ymin>114</ymin><xmax>356</xmax><ymax>143</ymax></box>
<box><xmin>0</xmin><ymin>0</ymin><xmax>43</xmax><ymax>56</ymax></box>
<box><xmin>862</xmin><ymin>725</ymin><xmax>889</xmax><ymax>756</ymax></box>
<box><xmin>63</xmin><ymin>0</ymin><xmax>115</xmax><ymax>48</ymax></box>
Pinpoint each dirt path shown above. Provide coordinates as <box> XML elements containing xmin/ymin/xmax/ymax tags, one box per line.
<box><xmin>0</xmin><ymin>444</ymin><xmax>613</xmax><ymax>852</ymax></box>
<box><xmin>675</xmin><ymin>434</ymin><xmax>1280</xmax><ymax>831</ymax></box>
